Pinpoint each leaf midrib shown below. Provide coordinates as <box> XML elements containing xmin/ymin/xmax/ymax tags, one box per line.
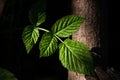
<box><xmin>32</xmin><ymin>28</ymin><xmax>37</xmax><ymax>43</ymax></box>
<box><xmin>64</xmin><ymin>43</ymin><xmax>92</xmax><ymax>65</ymax></box>
<box><xmin>56</xmin><ymin>21</ymin><xmax>80</xmax><ymax>35</ymax></box>
<box><xmin>43</xmin><ymin>37</ymin><xmax>54</xmax><ymax>55</ymax></box>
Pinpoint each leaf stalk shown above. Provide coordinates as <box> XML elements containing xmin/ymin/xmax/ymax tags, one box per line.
<box><xmin>38</xmin><ymin>27</ymin><xmax>50</xmax><ymax>32</ymax></box>
<box><xmin>54</xmin><ymin>34</ymin><xmax>64</xmax><ymax>43</ymax></box>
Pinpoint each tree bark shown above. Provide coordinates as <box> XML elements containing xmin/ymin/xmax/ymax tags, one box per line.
<box><xmin>68</xmin><ymin>0</ymin><xmax>100</xmax><ymax>80</ymax></box>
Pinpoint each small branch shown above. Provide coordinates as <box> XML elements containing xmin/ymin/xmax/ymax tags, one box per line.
<box><xmin>38</xmin><ymin>27</ymin><xmax>50</xmax><ymax>32</ymax></box>
<box><xmin>54</xmin><ymin>34</ymin><xmax>64</xmax><ymax>43</ymax></box>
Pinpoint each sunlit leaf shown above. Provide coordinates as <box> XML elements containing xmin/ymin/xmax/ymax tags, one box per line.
<box><xmin>59</xmin><ymin>39</ymin><xmax>94</xmax><ymax>76</ymax></box>
<box><xmin>39</xmin><ymin>32</ymin><xmax>58</xmax><ymax>57</ymax></box>
<box><xmin>51</xmin><ymin>15</ymin><xmax>84</xmax><ymax>37</ymax></box>
<box><xmin>22</xmin><ymin>25</ymin><xmax>39</xmax><ymax>53</ymax></box>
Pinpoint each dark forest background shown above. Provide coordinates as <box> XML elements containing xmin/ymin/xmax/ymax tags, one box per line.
<box><xmin>0</xmin><ymin>0</ymin><xmax>118</xmax><ymax>80</ymax></box>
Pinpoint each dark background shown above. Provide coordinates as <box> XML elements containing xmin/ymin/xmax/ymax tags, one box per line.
<box><xmin>108</xmin><ymin>0</ymin><xmax>120</xmax><ymax>70</ymax></box>
<box><xmin>0</xmin><ymin>0</ymin><xmax>116</xmax><ymax>80</ymax></box>
<box><xmin>0</xmin><ymin>0</ymin><xmax>69</xmax><ymax>80</ymax></box>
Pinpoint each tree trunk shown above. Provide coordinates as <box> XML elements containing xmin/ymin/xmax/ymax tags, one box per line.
<box><xmin>68</xmin><ymin>0</ymin><xmax>100</xmax><ymax>80</ymax></box>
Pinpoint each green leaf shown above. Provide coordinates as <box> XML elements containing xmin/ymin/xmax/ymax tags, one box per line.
<box><xmin>29</xmin><ymin>0</ymin><xmax>46</xmax><ymax>25</ymax></box>
<box><xmin>29</xmin><ymin>10</ymin><xmax>37</xmax><ymax>25</ymax></box>
<box><xmin>51</xmin><ymin>15</ymin><xmax>84</xmax><ymax>37</ymax></box>
<box><xmin>29</xmin><ymin>11</ymin><xmax>46</xmax><ymax>26</ymax></box>
<box><xmin>59</xmin><ymin>39</ymin><xmax>94</xmax><ymax>76</ymax></box>
<box><xmin>39</xmin><ymin>32</ymin><xmax>58</xmax><ymax>57</ymax></box>
<box><xmin>22</xmin><ymin>25</ymin><xmax>39</xmax><ymax>53</ymax></box>
<box><xmin>0</xmin><ymin>68</ymin><xmax>17</xmax><ymax>80</ymax></box>
<box><xmin>36</xmin><ymin>12</ymin><xmax>46</xmax><ymax>26</ymax></box>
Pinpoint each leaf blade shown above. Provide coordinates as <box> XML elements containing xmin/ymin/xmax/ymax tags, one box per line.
<box><xmin>51</xmin><ymin>15</ymin><xmax>84</xmax><ymax>37</ymax></box>
<box><xmin>29</xmin><ymin>10</ymin><xmax>37</xmax><ymax>25</ymax></box>
<box><xmin>39</xmin><ymin>32</ymin><xmax>58</xmax><ymax>57</ymax></box>
<box><xmin>29</xmin><ymin>11</ymin><xmax>46</xmax><ymax>26</ymax></box>
<box><xmin>36</xmin><ymin>12</ymin><xmax>46</xmax><ymax>26</ymax></box>
<box><xmin>22</xmin><ymin>25</ymin><xmax>39</xmax><ymax>53</ymax></box>
<box><xmin>0</xmin><ymin>68</ymin><xmax>17</xmax><ymax>80</ymax></box>
<box><xmin>59</xmin><ymin>39</ymin><xmax>94</xmax><ymax>76</ymax></box>
<box><xmin>29</xmin><ymin>0</ymin><xmax>46</xmax><ymax>25</ymax></box>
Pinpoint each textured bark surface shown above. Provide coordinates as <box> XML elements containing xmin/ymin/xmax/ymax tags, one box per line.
<box><xmin>71</xmin><ymin>0</ymin><xmax>100</xmax><ymax>48</ymax></box>
<box><xmin>68</xmin><ymin>0</ymin><xmax>100</xmax><ymax>80</ymax></box>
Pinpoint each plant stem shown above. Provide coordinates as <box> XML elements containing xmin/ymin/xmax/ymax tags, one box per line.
<box><xmin>38</xmin><ymin>27</ymin><xmax>64</xmax><ymax>43</ymax></box>
<box><xmin>54</xmin><ymin>34</ymin><xmax>64</xmax><ymax>43</ymax></box>
<box><xmin>38</xmin><ymin>27</ymin><xmax>50</xmax><ymax>32</ymax></box>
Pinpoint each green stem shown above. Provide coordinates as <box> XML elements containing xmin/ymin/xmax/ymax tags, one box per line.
<box><xmin>54</xmin><ymin>34</ymin><xmax>64</xmax><ymax>43</ymax></box>
<box><xmin>38</xmin><ymin>27</ymin><xmax>64</xmax><ymax>43</ymax></box>
<box><xmin>38</xmin><ymin>27</ymin><xmax>50</xmax><ymax>32</ymax></box>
